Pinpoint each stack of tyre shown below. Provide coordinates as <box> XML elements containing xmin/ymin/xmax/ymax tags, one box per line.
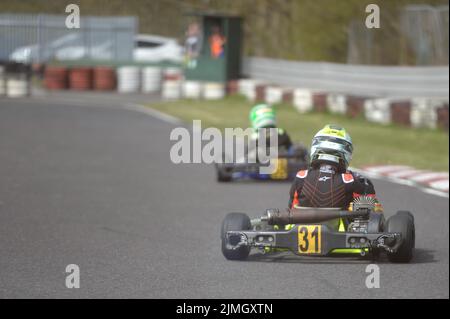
<box><xmin>69</xmin><ymin>67</ymin><xmax>92</xmax><ymax>90</ymax></box>
<box><xmin>117</xmin><ymin>66</ymin><xmax>140</xmax><ymax>93</ymax></box>
<box><xmin>2</xmin><ymin>62</ymin><xmax>31</xmax><ymax>98</ymax></box>
<box><xmin>44</xmin><ymin>66</ymin><xmax>68</xmax><ymax>90</ymax></box>
<box><xmin>0</xmin><ymin>63</ymin><xmax>5</xmax><ymax>96</ymax></box>
<box><xmin>93</xmin><ymin>66</ymin><xmax>116</xmax><ymax>91</ymax></box>
<box><xmin>162</xmin><ymin>68</ymin><xmax>183</xmax><ymax>99</ymax></box>
<box><xmin>142</xmin><ymin>66</ymin><xmax>162</xmax><ymax>93</ymax></box>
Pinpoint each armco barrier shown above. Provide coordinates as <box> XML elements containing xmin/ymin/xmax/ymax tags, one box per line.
<box><xmin>243</xmin><ymin>57</ymin><xmax>449</xmax><ymax>99</ymax></box>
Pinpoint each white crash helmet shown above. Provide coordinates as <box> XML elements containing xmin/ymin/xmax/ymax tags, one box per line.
<box><xmin>310</xmin><ymin>124</ymin><xmax>353</xmax><ymax>169</ymax></box>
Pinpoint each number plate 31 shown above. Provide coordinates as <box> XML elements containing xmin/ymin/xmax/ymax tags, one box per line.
<box><xmin>297</xmin><ymin>225</ymin><xmax>322</xmax><ymax>254</ymax></box>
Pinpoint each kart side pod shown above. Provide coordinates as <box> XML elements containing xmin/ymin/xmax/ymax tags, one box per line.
<box><xmin>261</xmin><ymin>208</ymin><xmax>370</xmax><ymax>226</ymax></box>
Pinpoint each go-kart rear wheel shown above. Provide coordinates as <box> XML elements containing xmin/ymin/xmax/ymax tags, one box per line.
<box><xmin>221</xmin><ymin>212</ymin><xmax>251</xmax><ymax>260</ymax></box>
<box><xmin>386</xmin><ymin>211</ymin><xmax>415</xmax><ymax>263</ymax></box>
<box><xmin>397</xmin><ymin>210</ymin><xmax>415</xmax><ymax>224</ymax></box>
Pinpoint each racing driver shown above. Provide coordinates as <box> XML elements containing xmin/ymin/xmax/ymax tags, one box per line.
<box><xmin>249</xmin><ymin>103</ymin><xmax>293</xmax><ymax>152</ymax></box>
<box><xmin>288</xmin><ymin>125</ymin><xmax>383</xmax><ymax>219</ymax></box>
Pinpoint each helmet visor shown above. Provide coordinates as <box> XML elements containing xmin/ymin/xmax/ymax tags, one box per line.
<box><xmin>312</xmin><ymin>136</ymin><xmax>353</xmax><ymax>154</ymax></box>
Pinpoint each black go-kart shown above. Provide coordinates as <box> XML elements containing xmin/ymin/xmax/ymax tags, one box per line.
<box><xmin>221</xmin><ymin>196</ymin><xmax>415</xmax><ymax>263</ymax></box>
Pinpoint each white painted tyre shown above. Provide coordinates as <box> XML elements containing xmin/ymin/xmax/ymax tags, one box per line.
<box><xmin>117</xmin><ymin>66</ymin><xmax>140</xmax><ymax>93</ymax></box>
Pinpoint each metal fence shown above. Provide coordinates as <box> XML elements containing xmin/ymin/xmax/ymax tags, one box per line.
<box><xmin>0</xmin><ymin>14</ymin><xmax>137</xmax><ymax>63</ymax></box>
<box><xmin>243</xmin><ymin>56</ymin><xmax>449</xmax><ymax>99</ymax></box>
<box><xmin>347</xmin><ymin>5</ymin><xmax>449</xmax><ymax>66</ymax></box>
<box><xmin>401</xmin><ymin>5</ymin><xmax>449</xmax><ymax>65</ymax></box>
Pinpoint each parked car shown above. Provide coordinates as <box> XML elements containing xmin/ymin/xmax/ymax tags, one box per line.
<box><xmin>9</xmin><ymin>33</ymin><xmax>183</xmax><ymax>63</ymax></box>
<box><xmin>9</xmin><ymin>33</ymin><xmax>82</xmax><ymax>63</ymax></box>
<box><xmin>133</xmin><ymin>34</ymin><xmax>183</xmax><ymax>63</ymax></box>
<box><xmin>55</xmin><ymin>40</ymin><xmax>114</xmax><ymax>61</ymax></box>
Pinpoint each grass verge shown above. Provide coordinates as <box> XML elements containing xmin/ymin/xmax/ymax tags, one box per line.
<box><xmin>148</xmin><ymin>95</ymin><xmax>449</xmax><ymax>172</ymax></box>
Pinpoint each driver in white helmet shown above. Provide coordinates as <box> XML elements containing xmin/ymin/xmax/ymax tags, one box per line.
<box><xmin>288</xmin><ymin>124</ymin><xmax>382</xmax><ymax>212</ymax></box>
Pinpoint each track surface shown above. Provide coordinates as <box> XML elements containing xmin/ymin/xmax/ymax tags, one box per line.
<box><xmin>0</xmin><ymin>93</ymin><xmax>448</xmax><ymax>298</ymax></box>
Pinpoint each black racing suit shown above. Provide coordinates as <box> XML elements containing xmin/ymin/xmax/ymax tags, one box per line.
<box><xmin>288</xmin><ymin>164</ymin><xmax>377</xmax><ymax>209</ymax></box>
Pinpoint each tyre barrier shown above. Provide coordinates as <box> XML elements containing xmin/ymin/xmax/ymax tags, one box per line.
<box><xmin>390</xmin><ymin>100</ymin><xmax>411</xmax><ymax>127</ymax></box>
<box><xmin>326</xmin><ymin>93</ymin><xmax>347</xmax><ymax>114</ymax></box>
<box><xmin>117</xmin><ymin>66</ymin><xmax>140</xmax><ymax>93</ymax></box>
<box><xmin>293</xmin><ymin>89</ymin><xmax>314</xmax><ymax>113</ymax></box>
<box><xmin>161</xmin><ymin>68</ymin><xmax>182</xmax><ymax>99</ymax></box>
<box><xmin>437</xmin><ymin>105</ymin><xmax>449</xmax><ymax>130</ymax></box>
<box><xmin>238</xmin><ymin>79</ymin><xmax>262</xmax><ymax>101</ymax></box>
<box><xmin>346</xmin><ymin>95</ymin><xmax>368</xmax><ymax>118</ymax></box>
<box><xmin>93</xmin><ymin>66</ymin><xmax>116</xmax><ymax>91</ymax></box>
<box><xmin>163</xmin><ymin>67</ymin><xmax>183</xmax><ymax>81</ymax></box>
<box><xmin>6</xmin><ymin>77</ymin><xmax>29</xmax><ymax>97</ymax></box>
<box><xmin>162</xmin><ymin>80</ymin><xmax>181</xmax><ymax>100</ymax></box>
<box><xmin>255</xmin><ymin>83</ymin><xmax>267</xmax><ymax>102</ymax></box>
<box><xmin>232</xmin><ymin>77</ymin><xmax>448</xmax><ymax>129</ymax></box>
<box><xmin>265</xmin><ymin>86</ymin><xmax>284</xmax><ymax>105</ymax></box>
<box><xmin>182</xmin><ymin>80</ymin><xmax>202</xmax><ymax>99</ymax></box>
<box><xmin>0</xmin><ymin>65</ymin><xmax>5</xmax><ymax>96</ymax></box>
<box><xmin>69</xmin><ymin>67</ymin><xmax>92</xmax><ymax>90</ymax></box>
<box><xmin>4</xmin><ymin>62</ymin><xmax>31</xmax><ymax>97</ymax></box>
<box><xmin>226</xmin><ymin>79</ymin><xmax>239</xmax><ymax>95</ymax></box>
<box><xmin>141</xmin><ymin>67</ymin><xmax>162</xmax><ymax>93</ymax></box>
<box><xmin>203</xmin><ymin>82</ymin><xmax>225</xmax><ymax>100</ymax></box>
<box><xmin>263</xmin><ymin>86</ymin><xmax>293</xmax><ymax>105</ymax></box>
<box><xmin>364</xmin><ymin>99</ymin><xmax>391</xmax><ymax>124</ymax></box>
<box><xmin>44</xmin><ymin>66</ymin><xmax>68</xmax><ymax>90</ymax></box>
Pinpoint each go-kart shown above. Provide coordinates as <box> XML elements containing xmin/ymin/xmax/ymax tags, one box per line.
<box><xmin>215</xmin><ymin>143</ymin><xmax>309</xmax><ymax>182</ymax></box>
<box><xmin>221</xmin><ymin>196</ymin><xmax>415</xmax><ymax>263</ymax></box>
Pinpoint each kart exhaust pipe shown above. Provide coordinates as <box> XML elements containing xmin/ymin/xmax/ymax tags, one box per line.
<box><xmin>262</xmin><ymin>208</ymin><xmax>369</xmax><ymax>225</ymax></box>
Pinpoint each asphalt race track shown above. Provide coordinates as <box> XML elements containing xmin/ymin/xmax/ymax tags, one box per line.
<box><xmin>0</xmin><ymin>93</ymin><xmax>448</xmax><ymax>298</ymax></box>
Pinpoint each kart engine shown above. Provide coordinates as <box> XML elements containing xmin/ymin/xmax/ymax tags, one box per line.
<box><xmin>347</xmin><ymin>196</ymin><xmax>377</xmax><ymax>233</ymax></box>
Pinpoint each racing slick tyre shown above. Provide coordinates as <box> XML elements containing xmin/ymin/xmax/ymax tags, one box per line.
<box><xmin>216</xmin><ymin>164</ymin><xmax>232</xmax><ymax>182</ymax></box>
<box><xmin>386</xmin><ymin>211</ymin><xmax>415</xmax><ymax>263</ymax></box>
<box><xmin>221</xmin><ymin>213</ymin><xmax>251</xmax><ymax>260</ymax></box>
<box><xmin>397</xmin><ymin>210</ymin><xmax>415</xmax><ymax>224</ymax></box>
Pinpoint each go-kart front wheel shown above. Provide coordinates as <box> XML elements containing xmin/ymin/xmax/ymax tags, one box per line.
<box><xmin>386</xmin><ymin>211</ymin><xmax>415</xmax><ymax>263</ymax></box>
<box><xmin>221</xmin><ymin>212</ymin><xmax>251</xmax><ymax>260</ymax></box>
<box><xmin>216</xmin><ymin>164</ymin><xmax>232</xmax><ymax>182</ymax></box>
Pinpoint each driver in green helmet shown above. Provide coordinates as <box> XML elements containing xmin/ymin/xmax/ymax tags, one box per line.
<box><xmin>249</xmin><ymin>103</ymin><xmax>292</xmax><ymax>151</ymax></box>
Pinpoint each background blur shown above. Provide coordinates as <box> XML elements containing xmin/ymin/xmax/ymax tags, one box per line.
<box><xmin>1</xmin><ymin>0</ymin><xmax>448</xmax><ymax>65</ymax></box>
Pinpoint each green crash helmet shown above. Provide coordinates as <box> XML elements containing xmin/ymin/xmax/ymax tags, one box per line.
<box><xmin>249</xmin><ymin>103</ymin><xmax>277</xmax><ymax>129</ymax></box>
